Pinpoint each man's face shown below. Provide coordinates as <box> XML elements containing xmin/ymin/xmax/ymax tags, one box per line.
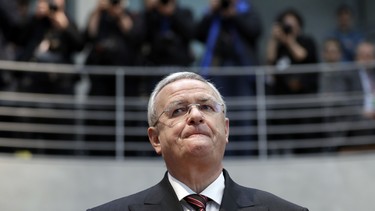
<box><xmin>356</xmin><ymin>43</ymin><xmax>375</xmax><ymax>65</ymax></box>
<box><xmin>148</xmin><ymin>79</ymin><xmax>229</xmax><ymax>165</ymax></box>
<box><xmin>283</xmin><ymin>14</ymin><xmax>300</xmax><ymax>36</ymax></box>
<box><xmin>338</xmin><ymin>10</ymin><xmax>352</xmax><ymax>30</ymax></box>
<box><xmin>323</xmin><ymin>41</ymin><xmax>342</xmax><ymax>63</ymax></box>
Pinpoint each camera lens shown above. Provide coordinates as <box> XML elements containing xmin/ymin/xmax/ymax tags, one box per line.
<box><xmin>110</xmin><ymin>0</ymin><xmax>120</xmax><ymax>5</ymax></box>
<box><xmin>48</xmin><ymin>0</ymin><xmax>58</xmax><ymax>12</ymax></box>
<box><xmin>160</xmin><ymin>0</ymin><xmax>170</xmax><ymax>5</ymax></box>
<box><xmin>49</xmin><ymin>4</ymin><xmax>58</xmax><ymax>12</ymax></box>
<box><xmin>220</xmin><ymin>0</ymin><xmax>231</xmax><ymax>9</ymax></box>
<box><xmin>282</xmin><ymin>24</ymin><xmax>292</xmax><ymax>34</ymax></box>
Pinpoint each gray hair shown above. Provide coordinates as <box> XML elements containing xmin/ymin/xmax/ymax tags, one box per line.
<box><xmin>147</xmin><ymin>71</ymin><xmax>226</xmax><ymax>126</ymax></box>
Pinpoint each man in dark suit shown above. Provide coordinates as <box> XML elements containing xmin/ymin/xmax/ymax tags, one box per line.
<box><xmin>87</xmin><ymin>71</ymin><xmax>308</xmax><ymax>211</ymax></box>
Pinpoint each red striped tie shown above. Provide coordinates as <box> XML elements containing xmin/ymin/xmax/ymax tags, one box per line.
<box><xmin>184</xmin><ymin>194</ymin><xmax>209</xmax><ymax>211</ymax></box>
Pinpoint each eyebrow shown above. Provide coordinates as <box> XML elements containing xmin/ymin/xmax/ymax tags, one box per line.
<box><xmin>167</xmin><ymin>100</ymin><xmax>185</xmax><ymax>107</ymax></box>
<box><xmin>167</xmin><ymin>96</ymin><xmax>215</xmax><ymax>106</ymax></box>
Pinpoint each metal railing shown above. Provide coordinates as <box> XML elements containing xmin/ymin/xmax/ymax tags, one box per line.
<box><xmin>0</xmin><ymin>60</ymin><xmax>374</xmax><ymax>159</ymax></box>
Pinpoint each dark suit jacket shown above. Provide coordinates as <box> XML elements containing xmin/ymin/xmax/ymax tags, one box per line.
<box><xmin>87</xmin><ymin>169</ymin><xmax>308</xmax><ymax>211</ymax></box>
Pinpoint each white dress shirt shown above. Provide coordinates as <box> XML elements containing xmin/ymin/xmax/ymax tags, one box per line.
<box><xmin>168</xmin><ymin>172</ymin><xmax>225</xmax><ymax>211</ymax></box>
<box><xmin>359</xmin><ymin>68</ymin><xmax>375</xmax><ymax>113</ymax></box>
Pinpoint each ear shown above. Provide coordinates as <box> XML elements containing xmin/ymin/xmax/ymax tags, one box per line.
<box><xmin>148</xmin><ymin>127</ymin><xmax>162</xmax><ymax>155</ymax></box>
<box><xmin>224</xmin><ymin>117</ymin><xmax>229</xmax><ymax>144</ymax></box>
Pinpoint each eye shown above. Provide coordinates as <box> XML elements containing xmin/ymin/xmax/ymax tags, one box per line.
<box><xmin>199</xmin><ymin>103</ymin><xmax>215</xmax><ymax>112</ymax></box>
<box><xmin>170</xmin><ymin>106</ymin><xmax>188</xmax><ymax>117</ymax></box>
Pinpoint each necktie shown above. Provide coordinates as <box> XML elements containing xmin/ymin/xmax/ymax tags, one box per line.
<box><xmin>369</xmin><ymin>70</ymin><xmax>375</xmax><ymax>92</ymax></box>
<box><xmin>184</xmin><ymin>194</ymin><xmax>209</xmax><ymax>211</ymax></box>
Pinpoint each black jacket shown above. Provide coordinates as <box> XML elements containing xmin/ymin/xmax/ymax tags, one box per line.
<box><xmin>140</xmin><ymin>6</ymin><xmax>194</xmax><ymax>66</ymax></box>
<box><xmin>88</xmin><ymin>169</ymin><xmax>308</xmax><ymax>211</ymax></box>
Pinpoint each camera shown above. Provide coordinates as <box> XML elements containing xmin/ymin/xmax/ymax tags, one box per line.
<box><xmin>159</xmin><ymin>0</ymin><xmax>170</xmax><ymax>5</ymax></box>
<box><xmin>48</xmin><ymin>0</ymin><xmax>58</xmax><ymax>12</ymax></box>
<box><xmin>280</xmin><ymin>22</ymin><xmax>292</xmax><ymax>34</ymax></box>
<box><xmin>220</xmin><ymin>0</ymin><xmax>231</xmax><ymax>10</ymax></box>
<box><xmin>109</xmin><ymin>0</ymin><xmax>121</xmax><ymax>5</ymax></box>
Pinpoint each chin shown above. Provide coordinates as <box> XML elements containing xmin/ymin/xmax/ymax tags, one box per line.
<box><xmin>187</xmin><ymin>142</ymin><xmax>213</xmax><ymax>156</ymax></box>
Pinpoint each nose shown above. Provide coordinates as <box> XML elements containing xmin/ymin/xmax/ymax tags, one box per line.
<box><xmin>186</xmin><ymin>105</ymin><xmax>204</xmax><ymax>125</ymax></box>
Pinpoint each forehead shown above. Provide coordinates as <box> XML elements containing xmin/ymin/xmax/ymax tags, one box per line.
<box><xmin>284</xmin><ymin>14</ymin><xmax>298</xmax><ymax>23</ymax></box>
<box><xmin>156</xmin><ymin>79</ymin><xmax>218</xmax><ymax>105</ymax></box>
<box><xmin>325</xmin><ymin>42</ymin><xmax>340</xmax><ymax>51</ymax></box>
<box><xmin>358</xmin><ymin>44</ymin><xmax>374</xmax><ymax>55</ymax></box>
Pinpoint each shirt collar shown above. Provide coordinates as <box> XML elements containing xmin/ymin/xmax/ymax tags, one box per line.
<box><xmin>168</xmin><ymin>171</ymin><xmax>225</xmax><ymax>205</ymax></box>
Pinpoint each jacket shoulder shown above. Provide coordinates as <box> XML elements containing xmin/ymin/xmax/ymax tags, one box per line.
<box><xmin>223</xmin><ymin>169</ymin><xmax>308</xmax><ymax>211</ymax></box>
<box><xmin>239</xmin><ymin>185</ymin><xmax>308</xmax><ymax>211</ymax></box>
<box><xmin>87</xmin><ymin>172</ymin><xmax>178</xmax><ymax>211</ymax></box>
<box><xmin>87</xmin><ymin>185</ymin><xmax>159</xmax><ymax>211</ymax></box>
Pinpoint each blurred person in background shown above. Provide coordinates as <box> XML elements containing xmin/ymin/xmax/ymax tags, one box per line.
<box><xmin>0</xmin><ymin>0</ymin><xmax>26</xmax><ymax>61</ymax></box>
<box><xmin>318</xmin><ymin>38</ymin><xmax>361</xmax><ymax>148</ymax></box>
<box><xmin>332</xmin><ymin>40</ymin><xmax>375</xmax><ymax>152</ymax></box>
<box><xmin>319</xmin><ymin>39</ymin><xmax>375</xmax><ymax>154</ymax></box>
<box><xmin>195</xmin><ymin>0</ymin><xmax>262</xmax><ymax>96</ymax></box>
<box><xmin>266</xmin><ymin>7</ymin><xmax>318</xmax><ymax>95</ymax></box>
<box><xmin>319</xmin><ymin>38</ymin><xmax>366</xmax><ymax>101</ymax></box>
<box><xmin>140</xmin><ymin>0</ymin><xmax>194</xmax><ymax>66</ymax></box>
<box><xmin>195</xmin><ymin>0</ymin><xmax>262</xmax><ymax>155</ymax></box>
<box><xmin>87</xmin><ymin>71</ymin><xmax>309</xmax><ymax>211</ymax></box>
<box><xmin>320</xmin><ymin>38</ymin><xmax>343</xmax><ymax>64</ymax></box>
<box><xmin>330</xmin><ymin>4</ymin><xmax>363</xmax><ymax>62</ymax></box>
<box><xmin>0</xmin><ymin>0</ymin><xmax>29</xmax><ymax>91</ymax></box>
<box><xmin>196</xmin><ymin>0</ymin><xmax>262</xmax><ymax>68</ymax></box>
<box><xmin>83</xmin><ymin>0</ymin><xmax>147</xmax><ymax>156</ymax></box>
<box><xmin>356</xmin><ymin>41</ymin><xmax>375</xmax><ymax>119</ymax></box>
<box><xmin>139</xmin><ymin>0</ymin><xmax>195</xmax><ymax>97</ymax></box>
<box><xmin>17</xmin><ymin>0</ymin><xmax>83</xmax><ymax>64</ymax></box>
<box><xmin>15</xmin><ymin>0</ymin><xmax>84</xmax><ymax>94</ymax></box>
<box><xmin>0</xmin><ymin>0</ymin><xmax>29</xmax><ymax>146</ymax></box>
<box><xmin>266</xmin><ymin>8</ymin><xmax>319</xmax><ymax>154</ymax></box>
<box><xmin>2</xmin><ymin>0</ymin><xmax>84</xmax><ymax>155</ymax></box>
<box><xmin>83</xmin><ymin>0</ymin><xmax>144</xmax><ymax>96</ymax></box>
<box><xmin>319</xmin><ymin>38</ymin><xmax>362</xmax><ymax>94</ymax></box>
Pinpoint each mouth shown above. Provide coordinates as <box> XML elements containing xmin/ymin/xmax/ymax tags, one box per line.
<box><xmin>184</xmin><ymin>130</ymin><xmax>210</xmax><ymax>139</ymax></box>
<box><xmin>188</xmin><ymin>133</ymin><xmax>206</xmax><ymax>138</ymax></box>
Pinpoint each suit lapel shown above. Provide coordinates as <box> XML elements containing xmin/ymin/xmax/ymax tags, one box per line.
<box><xmin>129</xmin><ymin>172</ymin><xmax>183</xmax><ymax>211</ymax></box>
<box><xmin>220</xmin><ymin>169</ymin><xmax>268</xmax><ymax>211</ymax></box>
<box><xmin>129</xmin><ymin>170</ymin><xmax>269</xmax><ymax>211</ymax></box>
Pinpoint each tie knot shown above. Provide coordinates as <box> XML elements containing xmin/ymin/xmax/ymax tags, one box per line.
<box><xmin>184</xmin><ymin>194</ymin><xmax>209</xmax><ymax>211</ymax></box>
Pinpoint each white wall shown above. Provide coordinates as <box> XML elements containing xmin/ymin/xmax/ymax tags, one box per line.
<box><xmin>1</xmin><ymin>154</ymin><xmax>374</xmax><ymax>211</ymax></box>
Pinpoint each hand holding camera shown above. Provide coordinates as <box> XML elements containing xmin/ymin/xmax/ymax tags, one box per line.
<box><xmin>35</xmin><ymin>0</ymin><xmax>68</xmax><ymax>29</ymax></box>
<box><xmin>271</xmin><ymin>21</ymin><xmax>296</xmax><ymax>45</ymax></box>
<box><xmin>96</xmin><ymin>0</ymin><xmax>122</xmax><ymax>13</ymax></box>
<box><xmin>210</xmin><ymin>0</ymin><xmax>236</xmax><ymax>17</ymax></box>
<box><xmin>156</xmin><ymin>0</ymin><xmax>176</xmax><ymax>16</ymax></box>
<box><xmin>220</xmin><ymin>0</ymin><xmax>232</xmax><ymax>10</ymax></box>
<box><xmin>96</xmin><ymin>0</ymin><xmax>126</xmax><ymax>19</ymax></box>
<box><xmin>48</xmin><ymin>0</ymin><xmax>58</xmax><ymax>13</ymax></box>
<box><xmin>109</xmin><ymin>0</ymin><xmax>121</xmax><ymax>5</ymax></box>
<box><xmin>48</xmin><ymin>1</ymin><xmax>69</xmax><ymax>30</ymax></box>
<box><xmin>280</xmin><ymin>22</ymin><xmax>293</xmax><ymax>35</ymax></box>
<box><xmin>106</xmin><ymin>0</ymin><xmax>133</xmax><ymax>32</ymax></box>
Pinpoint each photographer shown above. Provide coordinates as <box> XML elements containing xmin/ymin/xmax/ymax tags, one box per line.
<box><xmin>195</xmin><ymin>0</ymin><xmax>262</xmax><ymax>86</ymax></box>
<box><xmin>16</xmin><ymin>0</ymin><xmax>84</xmax><ymax>94</ymax></box>
<box><xmin>266</xmin><ymin>8</ymin><xmax>318</xmax><ymax>95</ymax></box>
<box><xmin>265</xmin><ymin>8</ymin><xmax>319</xmax><ymax>153</ymax></box>
<box><xmin>17</xmin><ymin>0</ymin><xmax>83</xmax><ymax>64</ymax></box>
<box><xmin>140</xmin><ymin>0</ymin><xmax>195</xmax><ymax>66</ymax></box>
<box><xmin>196</xmin><ymin>0</ymin><xmax>262</xmax><ymax>69</ymax></box>
<box><xmin>83</xmin><ymin>0</ymin><xmax>144</xmax><ymax>96</ymax></box>
<box><xmin>195</xmin><ymin>0</ymin><xmax>262</xmax><ymax>155</ymax></box>
<box><xmin>84</xmin><ymin>0</ymin><xmax>143</xmax><ymax>66</ymax></box>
